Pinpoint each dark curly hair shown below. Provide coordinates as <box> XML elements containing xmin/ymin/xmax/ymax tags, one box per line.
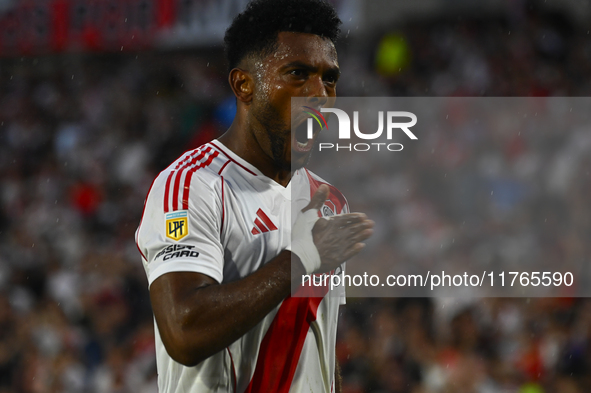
<box><xmin>224</xmin><ymin>0</ymin><xmax>342</xmax><ymax>71</ymax></box>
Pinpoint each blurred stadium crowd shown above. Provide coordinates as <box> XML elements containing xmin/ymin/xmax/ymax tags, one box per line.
<box><xmin>0</xmin><ymin>4</ymin><xmax>590</xmax><ymax>393</ymax></box>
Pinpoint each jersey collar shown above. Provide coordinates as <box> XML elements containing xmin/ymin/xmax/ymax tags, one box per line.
<box><xmin>210</xmin><ymin>139</ymin><xmax>294</xmax><ymax>198</ymax></box>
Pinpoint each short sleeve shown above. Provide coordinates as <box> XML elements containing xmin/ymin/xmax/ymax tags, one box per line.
<box><xmin>136</xmin><ymin>172</ymin><xmax>224</xmax><ymax>287</ymax></box>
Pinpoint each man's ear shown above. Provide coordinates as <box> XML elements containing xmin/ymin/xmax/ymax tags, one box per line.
<box><xmin>229</xmin><ymin>68</ymin><xmax>254</xmax><ymax>103</ymax></box>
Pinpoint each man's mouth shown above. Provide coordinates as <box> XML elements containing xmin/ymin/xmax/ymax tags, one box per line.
<box><xmin>292</xmin><ymin>116</ymin><xmax>322</xmax><ymax>153</ymax></box>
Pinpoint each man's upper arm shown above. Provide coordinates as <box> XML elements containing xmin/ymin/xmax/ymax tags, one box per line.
<box><xmin>137</xmin><ymin>171</ymin><xmax>225</xmax><ymax>286</ymax></box>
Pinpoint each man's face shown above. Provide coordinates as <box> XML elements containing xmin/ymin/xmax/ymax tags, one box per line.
<box><xmin>248</xmin><ymin>31</ymin><xmax>339</xmax><ymax>171</ymax></box>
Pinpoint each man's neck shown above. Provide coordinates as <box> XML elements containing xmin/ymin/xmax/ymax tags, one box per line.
<box><xmin>218</xmin><ymin>125</ymin><xmax>292</xmax><ymax>187</ymax></box>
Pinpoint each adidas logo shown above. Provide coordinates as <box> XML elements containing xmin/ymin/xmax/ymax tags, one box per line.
<box><xmin>251</xmin><ymin>209</ymin><xmax>278</xmax><ymax>235</ymax></box>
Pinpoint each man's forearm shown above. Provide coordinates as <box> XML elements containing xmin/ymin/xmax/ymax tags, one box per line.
<box><xmin>150</xmin><ymin>250</ymin><xmax>305</xmax><ymax>366</ymax></box>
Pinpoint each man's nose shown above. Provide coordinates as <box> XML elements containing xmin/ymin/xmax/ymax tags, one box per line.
<box><xmin>305</xmin><ymin>76</ymin><xmax>328</xmax><ymax>107</ymax></box>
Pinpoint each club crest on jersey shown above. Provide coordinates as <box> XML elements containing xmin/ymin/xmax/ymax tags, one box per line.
<box><xmin>322</xmin><ymin>200</ymin><xmax>336</xmax><ymax>217</ymax></box>
<box><xmin>165</xmin><ymin>211</ymin><xmax>188</xmax><ymax>241</ymax></box>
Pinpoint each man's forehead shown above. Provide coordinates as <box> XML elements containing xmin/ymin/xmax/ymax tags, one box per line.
<box><xmin>270</xmin><ymin>31</ymin><xmax>337</xmax><ymax>65</ymax></box>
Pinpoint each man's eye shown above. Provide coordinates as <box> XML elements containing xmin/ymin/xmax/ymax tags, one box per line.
<box><xmin>324</xmin><ymin>73</ymin><xmax>339</xmax><ymax>85</ymax></box>
<box><xmin>290</xmin><ymin>69</ymin><xmax>307</xmax><ymax>77</ymax></box>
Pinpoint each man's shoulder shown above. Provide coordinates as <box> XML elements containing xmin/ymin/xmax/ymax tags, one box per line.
<box><xmin>143</xmin><ymin>143</ymin><xmax>229</xmax><ymax>217</ymax></box>
<box><xmin>155</xmin><ymin>143</ymin><xmax>225</xmax><ymax>190</ymax></box>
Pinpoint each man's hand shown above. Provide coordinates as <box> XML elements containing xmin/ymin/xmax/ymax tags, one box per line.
<box><xmin>301</xmin><ymin>184</ymin><xmax>374</xmax><ymax>273</ymax></box>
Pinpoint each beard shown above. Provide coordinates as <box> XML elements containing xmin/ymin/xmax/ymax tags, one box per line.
<box><xmin>252</xmin><ymin>100</ymin><xmax>294</xmax><ymax>172</ymax></box>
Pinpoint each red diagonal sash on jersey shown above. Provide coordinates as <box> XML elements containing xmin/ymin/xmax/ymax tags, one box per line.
<box><xmin>243</xmin><ymin>170</ymin><xmax>347</xmax><ymax>392</ymax></box>
<box><xmin>243</xmin><ymin>286</ymin><xmax>328</xmax><ymax>393</ymax></box>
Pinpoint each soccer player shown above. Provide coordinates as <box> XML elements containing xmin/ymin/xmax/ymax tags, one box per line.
<box><xmin>135</xmin><ymin>0</ymin><xmax>374</xmax><ymax>391</ymax></box>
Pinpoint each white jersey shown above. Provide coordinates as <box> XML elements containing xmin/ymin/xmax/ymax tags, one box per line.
<box><xmin>136</xmin><ymin>140</ymin><xmax>348</xmax><ymax>393</ymax></box>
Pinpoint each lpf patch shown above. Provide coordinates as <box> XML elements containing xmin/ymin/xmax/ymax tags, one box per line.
<box><xmin>165</xmin><ymin>211</ymin><xmax>189</xmax><ymax>241</ymax></box>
